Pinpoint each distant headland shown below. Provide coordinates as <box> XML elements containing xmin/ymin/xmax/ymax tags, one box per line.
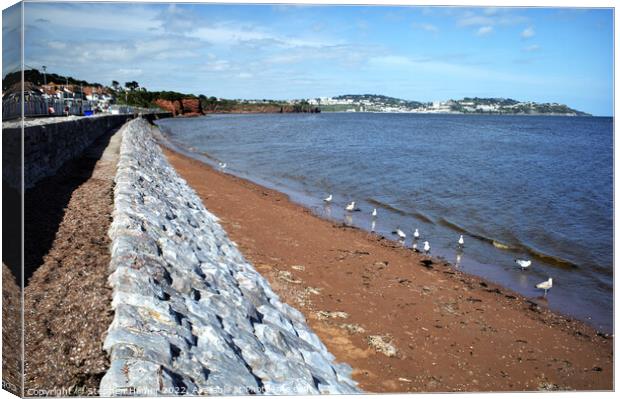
<box><xmin>315</xmin><ymin>94</ymin><xmax>591</xmax><ymax>116</ymax></box>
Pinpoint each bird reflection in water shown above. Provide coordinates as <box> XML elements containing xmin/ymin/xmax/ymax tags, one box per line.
<box><xmin>370</xmin><ymin>219</ymin><xmax>376</xmax><ymax>233</ymax></box>
<box><xmin>455</xmin><ymin>250</ymin><xmax>463</xmax><ymax>268</ymax></box>
<box><xmin>344</xmin><ymin>213</ymin><xmax>353</xmax><ymax>226</ymax></box>
<box><xmin>323</xmin><ymin>204</ymin><xmax>332</xmax><ymax>218</ymax></box>
<box><xmin>516</xmin><ymin>271</ymin><xmax>529</xmax><ymax>289</ymax></box>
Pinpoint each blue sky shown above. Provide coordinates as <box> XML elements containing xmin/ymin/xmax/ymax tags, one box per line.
<box><xmin>6</xmin><ymin>2</ymin><xmax>615</xmax><ymax>115</ymax></box>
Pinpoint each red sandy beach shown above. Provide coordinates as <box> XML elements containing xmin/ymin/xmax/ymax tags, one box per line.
<box><xmin>163</xmin><ymin>146</ymin><xmax>613</xmax><ymax>393</ymax></box>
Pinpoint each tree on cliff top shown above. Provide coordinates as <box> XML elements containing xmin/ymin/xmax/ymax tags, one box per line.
<box><xmin>124</xmin><ymin>81</ymin><xmax>139</xmax><ymax>91</ymax></box>
<box><xmin>2</xmin><ymin>69</ymin><xmax>102</xmax><ymax>93</ymax></box>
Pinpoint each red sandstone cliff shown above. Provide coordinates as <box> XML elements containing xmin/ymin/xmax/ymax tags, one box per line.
<box><xmin>153</xmin><ymin>98</ymin><xmax>204</xmax><ymax>117</ymax></box>
<box><xmin>180</xmin><ymin>98</ymin><xmax>203</xmax><ymax>116</ymax></box>
<box><xmin>153</xmin><ymin>99</ymin><xmax>184</xmax><ymax>116</ymax></box>
<box><xmin>154</xmin><ymin>97</ymin><xmax>319</xmax><ymax>116</ymax></box>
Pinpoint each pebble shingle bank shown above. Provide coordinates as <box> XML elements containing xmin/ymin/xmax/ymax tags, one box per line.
<box><xmin>100</xmin><ymin>118</ymin><xmax>360</xmax><ymax>396</ymax></box>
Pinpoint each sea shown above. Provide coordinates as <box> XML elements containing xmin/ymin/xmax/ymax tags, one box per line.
<box><xmin>156</xmin><ymin>113</ymin><xmax>613</xmax><ymax>333</ymax></box>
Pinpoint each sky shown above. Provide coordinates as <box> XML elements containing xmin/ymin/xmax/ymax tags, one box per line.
<box><xmin>3</xmin><ymin>1</ymin><xmax>614</xmax><ymax>115</ymax></box>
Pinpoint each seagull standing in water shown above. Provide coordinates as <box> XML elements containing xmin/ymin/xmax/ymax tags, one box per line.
<box><xmin>536</xmin><ymin>277</ymin><xmax>553</xmax><ymax>295</ymax></box>
<box><xmin>413</xmin><ymin>229</ymin><xmax>420</xmax><ymax>240</ymax></box>
<box><xmin>345</xmin><ymin>201</ymin><xmax>356</xmax><ymax>212</ymax></box>
<box><xmin>394</xmin><ymin>228</ymin><xmax>406</xmax><ymax>240</ymax></box>
<box><xmin>218</xmin><ymin>162</ymin><xmax>227</xmax><ymax>169</ymax></box>
<box><xmin>423</xmin><ymin>241</ymin><xmax>431</xmax><ymax>255</ymax></box>
<box><xmin>514</xmin><ymin>258</ymin><xmax>532</xmax><ymax>270</ymax></box>
<box><xmin>458</xmin><ymin>235</ymin><xmax>465</xmax><ymax>248</ymax></box>
<box><xmin>324</xmin><ymin>194</ymin><xmax>333</xmax><ymax>203</ymax></box>
<box><xmin>372</xmin><ymin>208</ymin><xmax>377</xmax><ymax>218</ymax></box>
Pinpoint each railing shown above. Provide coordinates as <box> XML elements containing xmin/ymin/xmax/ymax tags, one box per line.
<box><xmin>2</xmin><ymin>97</ymin><xmax>162</xmax><ymax>120</ymax></box>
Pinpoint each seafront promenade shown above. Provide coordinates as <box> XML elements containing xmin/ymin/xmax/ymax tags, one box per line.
<box><xmin>100</xmin><ymin>118</ymin><xmax>359</xmax><ymax>395</ymax></box>
<box><xmin>10</xmin><ymin>116</ymin><xmax>359</xmax><ymax>396</ymax></box>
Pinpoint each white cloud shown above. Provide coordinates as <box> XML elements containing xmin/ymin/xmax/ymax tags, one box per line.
<box><xmin>33</xmin><ymin>36</ymin><xmax>204</xmax><ymax>69</ymax></box>
<box><xmin>457</xmin><ymin>10</ymin><xmax>528</xmax><ymax>27</ymax></box>
<box><xmin>47</xmin><ymin>41</ymin><xmax>67</xmax><ymax>50</ymax></box>
<box><xmin>203</xmin><ymin>59</ymin><xmax>231</xmax><ymax>72</ymax></box>
<box><xmin>117</xmin><ymin>68</ymin><xmax>143</xmax><ymax>77</ymax></box>
<box><xmin>523</xmin><ymin>44</ymin><xmax>541</xmax><ymax>52</ymax></box>
<box><xmin>521</xmin><ymin>26</ymin><xmax>536</xmax><ymax>39</ymax></box>
<box><xmin>190</xmin><ymin>22</ymin><xmax>340</xmax><ymax>49</ymax></box>
<box><xmin>368</xmin><ymin>55</ymin><xmax>415</xmax><ymax>68</ymax></box>
<box><xmin>458</xmin><ymin>14</ymin><xmax>495</xmax><ymax>27</ymax></box>
<box><xmin>25</xmin><ymin>3</ymin><xmax>161</xmax><ymax>33</ymax></box>
<box><xmin>476</xmin><ymin>26</ymin><xmax>494</xmax><ymax>36</ymax></box>
<box><xmin>367</xmin><ymin>54</ymin><xmax>552</xmax><ymax>88</ymax></box>
<box><xmin>413</xmin><ymin>22</ymin><xmax>439</xmax><ymax>33</ymax></box>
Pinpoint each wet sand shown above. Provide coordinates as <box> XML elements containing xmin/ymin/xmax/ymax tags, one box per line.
<box><xmin>163</xmin><ymin>147</ymin><xmax>613</xmax><ymax>392</ymax></box>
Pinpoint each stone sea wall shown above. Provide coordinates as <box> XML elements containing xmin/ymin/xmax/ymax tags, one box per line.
<box><xmin>2</xmin><ymin>114</ymin><xmax>130</xmax><ymax>189</ymax></box>
<box><xmin>100</xmin><ymin>118</ymin><xmax>360</xmax><ymax>396</ymax></box>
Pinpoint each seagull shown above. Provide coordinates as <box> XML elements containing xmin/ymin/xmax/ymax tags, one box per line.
<box><xmin>458</xmin><ymin>235</ymin><xmax>465</xmax><ymax>248</ymax></box>
<box><xmin>412</xmin><ymin>242</ymin><xmax>419</xmax><ymax>252</ymax></box>
<box><xmin>394</xmin><ymin>228</ymin><xmax>406</xmax><ymax>240</ymax></box>
<box><xmin>423</xmin><ymin>241</ymin><xmax>431</xmax><ymax>254</ymax></box>
<box><xmin>413</xmin><ymin>229</ymin><xmax>420</xmax><ymax>240</ymax></box>
<box><xmin>345</xmin><ymin>201</ymin><xmax>356</xmax><ymax>212</ymax></box>
<box><xmin>536</xmin><ymin>277</ymin><xmax>553</xmax><ymax>295</ymax></box>
<box><xmin>372</xmin><ymin>208</ymin><xmax>377</xmax><ymax>217</ymax></box>
<box><xmin>514</xmin><ymin>258</ymin><xmax>532</xmax><ymax>270</ymax></box>
<box><xmin>324</xmin><ymin>194</ymin><xmax>333</xmax><ymax>203</ymax></box>
<box><xmin>218</xmin><ymin>162</ymin><xmax>227</xmax><ymax>169</ymax></box>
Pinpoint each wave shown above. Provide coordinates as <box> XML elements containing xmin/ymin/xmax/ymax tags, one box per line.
<box><xmin>155</xmin><ymin>127</ymin><xmax>224</xmax><ymax>167</ymax></box>
<box><xmin>523</xmin><ymin>247</ymin><xmax>578</xmax><ymax>269</ymax></box>
<box><xmin>366</xmin><ymin>198</ymin><xmax>435</xmax><ymax>223</ymax></box>
<box><xmin>160</xmin><ymin>120</ymin><xmax>582</xmax><ymax>272</ymax></box>
<box><xmin>437</xmin><ymin>217</ymin><xmax>578</xmax><ymax>269</ymax></box>
<box><xmin>437</xmin><ymin>217</ymin><xmax>496</xmax><ymax>243</ymax></box>
<box><xmin>492</xmin><ymin>241</ymin><xmax>512</xmax><ymax>250</ymax></box>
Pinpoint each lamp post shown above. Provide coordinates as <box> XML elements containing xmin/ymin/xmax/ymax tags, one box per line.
<box><xmin>42</xmin><ymin>65</ymin><xmax>48</xmax><ymax>115</ymax></box>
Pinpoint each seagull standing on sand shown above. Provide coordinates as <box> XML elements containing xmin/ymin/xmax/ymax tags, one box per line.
<box><xmin>413</xmin><ymin>229</ymin><xmax>420</xmax><ymax>240</ymax></box>
<box><xmin>458</xmin><ymin>235</ymin><xmax>465</xmax><ymax>248</ymax></box>
<box><xmin>536</xmin><ymin>277</ymin><xmax>553</xmax><ymax>295</ymax></box>
<box><xmin>372</xmin><ymin>208</ymin><xmax>377</xmax><ymax>218</ymax></box>
<box><xmin>345</xmin><ymin>201</ymin><xmax>356</xmax><ymax>212</ymax></box>
<box><xmin>514</xmin><ymin>258</ymin><xmax>532</xmax><ymax>270</ymax></box>
<box><xmin>324</xmin><ymin>194</ymin><xmax>333</xmax><ymax>203</ymax></box>
<box><xmin>423</xmin><ymin>241</ymin><xmax>431</xmax><ymax>255</ymax></box>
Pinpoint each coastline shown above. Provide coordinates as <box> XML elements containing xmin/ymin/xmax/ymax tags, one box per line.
<box><xmin>155</xmin><ymin>114</ymin><xmax>612</xmax><ymax>333</ymax></box>
<box><xmin>161</xmin><ymin>143</ymin><xmax>613</xmax><ymax>392</ymax></box>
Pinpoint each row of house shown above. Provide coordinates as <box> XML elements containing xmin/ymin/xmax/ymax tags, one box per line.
<box><xmin>2</xmin><ymin>81</ymin><xmax>118</xmax><ymax>120</ymax></box>
<box><xmin>40</xmin><ymin>82</ymin><xmax>115</xmax><ymax>111</ymax></box>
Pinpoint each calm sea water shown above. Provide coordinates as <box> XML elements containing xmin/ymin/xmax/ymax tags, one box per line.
<box><xmin>156</xmin><ymin>113</ymin><xmax>613</xmax><ymax>332</ymax></box>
